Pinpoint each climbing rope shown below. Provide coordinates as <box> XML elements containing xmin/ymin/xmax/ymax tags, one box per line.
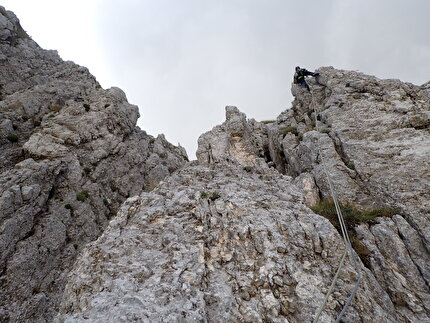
<box><xmin>309</xmin><ymin>88</ymin><xmax>362</xmax><ymax>323</ymax></box>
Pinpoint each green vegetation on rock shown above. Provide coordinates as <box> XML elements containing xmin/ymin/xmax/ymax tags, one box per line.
<box><xmin>242</xmin><ymin>166</ymin><xmax>253</xmax><ymax>172</ymax></box>
<box><xmin>279</xmin><ymin>126</ymin><xmax>298</xmax><ymax>137</ymax></box>
<box><xmin>6</xmin><ymin>134</ymin><xmax>19</xmax><ymax>142</ymax></box>
<box><xmin>76</xmin><ymin>191</ymin><xmax>89</xmax><ymax>202</ymax></box>
<box><xmin>200</xmin><ymin>191</ymin><xmax>221</xmax><ymax>201</ymax></box>
<box><xmin>347</xmin><ymin>162</ymin><xmax>356</xmax><ymax>170</ymax></box>
<box><xmin>311</xmin><ymin>199</ymin><xmax>399</xmax><ymax>267</ymax></box>
<box><xmin>261</xmin><ymin>120</ymin><xmax>276</xmax><ymax>124</ymax></box>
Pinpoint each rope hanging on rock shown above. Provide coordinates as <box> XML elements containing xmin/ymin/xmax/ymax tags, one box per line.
<box><xmin>309</xmin><ymin>89</ymin><xmax>362</xmax><ymax>323</ymax></box>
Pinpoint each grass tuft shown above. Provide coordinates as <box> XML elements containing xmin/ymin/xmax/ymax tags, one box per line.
<box><xmin>311</xmin><ymin>199</ymin><xmax>399</xmax><ymax>267</ymax></box>
<box><xmin>6</xmin><ymin>134</ymin><xmax>19</xmax><ymax>142</ymax></box>
<box><xmin>76</xmin><ymin>191</ymin><xmax>89</xmax><ymax>202</ymax></box>
<box><xmin>242</xmin><ymin>166</ymin><xmax>253</xmax><ymax>172</ymax></box>
<box><xmin>209</xmin><ymin>192</ymin><xmax>221</xmax><ymax>201</ymax></box>
<box><xmin>347</xmin><ymin>162</ymin><xmax>355</xmax><ymax>170</ymax></box>
<box><xmin>261</xmin><ymin>120</ymin><xmax>276</xmax><ymax>124</ymax></box>
<box><xmin>279</xmin><ymin>126</ymin><xmax>298</xmax><ymax>137</ymax></box>
<box><xmin>200</xmin><ymin>191</ymin><xmax>221</xmax><ymax>201</ymax></box>
<box><xmin>311</xmin><ymin>200</ymin><xmax>398</xmax><ymax>229</ymax></box>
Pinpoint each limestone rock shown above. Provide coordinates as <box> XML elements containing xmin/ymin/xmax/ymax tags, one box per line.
<box><xmin>0</xmin><ymin>8</ymin><xmax>188</xmax><ymax>322</ymax></box>
<box><xmin>193</xmin><ymin>67</ymin><xmax>430</xmax><ymax>321</ymax></box>
<box><xmin>293</xmin><ymin>172</ymin><xmax>320</xmax><ymax>207</ymax></box>
<box><xmin>57</xmin><ymin>164</ymin><xmax>397</xmax><ymax>323</ymax></box>
<box><xmin>196</xmin><ymin>106</ymin><xmax>268</xmax><ymax>167</ymax></box>
<box><xmin>2</xmin><ymin>6</ymin><xmax>430</xmax><ymax>323</ymax></box>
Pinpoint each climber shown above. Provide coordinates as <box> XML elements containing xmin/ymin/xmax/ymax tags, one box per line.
<box><xmin>294</xmin><ymin>66</ymin><xmax>319</xmax><ymax>91</ymax></box>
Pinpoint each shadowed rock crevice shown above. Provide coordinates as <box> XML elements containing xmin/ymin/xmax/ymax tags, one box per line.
<box><xmin>328</xmin><ymin>131</ymin><xmax>352</xmax><ymax>170</ymax></box>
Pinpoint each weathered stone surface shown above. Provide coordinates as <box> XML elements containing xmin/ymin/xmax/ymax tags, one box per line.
<box><xmin>0</xmin><ymin>7</ymin><xmax>188</xmax><ymax>323</ymax></box>
<box><xmin>57</xmin><ymin>164</ymin><xmax>398</xmax><ymax>323</ymax></box>
<box><xmin>197</xmin><ymin>68</ymin><xmax>429</xmax><ymax>219</ymax></box>
<box><xmin>282</xmin><ymin>70</ymin><xmax>430</xmax><ymax>306</ymax></box>
<box><xmin>194</xmin><ymin>67</ymin><xmax>430</xmax><ymax>321</ymax></box>
<box><xmin>356</xmin><ymin>216</ymin><xmax>430</xmax><ymax>321</ymax></box>
<box><xmin>2</xmin><ymin>6</ymin><xmax>430</xmax><ymax>323</ymax></box>
<box><xmin>293</xmin><ymin>172</ymin><xmax>320</xmax><ymax>207</ymax></box>
<box><xmin>196</xmin><ymin>106</ymin><xmax>268</xmax><ymax>167</ymax></box>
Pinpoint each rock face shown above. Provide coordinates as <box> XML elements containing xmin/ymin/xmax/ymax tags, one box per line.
<box><xmin>57</xmin><ymin>66</ymin><xmax>430</xmax><ymax>323</ymax></box>
<box><xmin>2</xmin><ymin>7</ymin><xmax>430</xmax><ymax>323</ymax></box>
<box><xmin>57</xmin><ymin>164</ymin><xmax>397</xmax><ymax>323</ymax></box>
<box><xmin>0</xmin><ymin>7</ymin><xmax>187</xmax><ymax>323</ymax></box>
<box><xmin>195</xmin><ymin>67</ymin><xmax>430</xmax><ymax>321</ymax></box>
<box><xmin>57</xmin><ymin>68</ymin><xmax>430</xmax><ymax>322</ymax></box>
<box><xmin>196</xmin><ymin>106</ymin><xmax>268</xmax><ymax>167</ymax></box>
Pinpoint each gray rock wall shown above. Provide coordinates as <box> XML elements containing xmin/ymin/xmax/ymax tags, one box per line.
<box><xmin>58</xmin><ymin>66</ymin><xmax>430</xmax><ymax>322</ymax></box>
<box><xmin>57</xmin><ymin>164</ymin><xmax>399</xmax><ymax>323</ymax></box>
<box><xmin>2</xmin><ymin>6</ymin><xmax>429</xmax><ymax>322</ymax></box>
<box><xmin>0</xmin><ymin>7</ymin><xmax>187</xmax><ymax>322</ymax></box>
<box><xmin>194</xmin><ymin>67</ymin><xmax>430</xmax><ymax>321</ymax></box>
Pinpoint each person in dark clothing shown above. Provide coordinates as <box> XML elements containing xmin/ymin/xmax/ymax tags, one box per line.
<box><xmin>294</xmin><ymin>66</ymin><xmax>319</xmax><ymax>91</ymax></box>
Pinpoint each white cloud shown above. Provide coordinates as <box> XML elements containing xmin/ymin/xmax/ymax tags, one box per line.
<box><xmin>2</xmin><ymin>0</ymin><xmax>429</xmax><ymax>158</ymax></box>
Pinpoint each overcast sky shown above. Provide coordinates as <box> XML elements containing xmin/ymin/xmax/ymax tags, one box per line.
<box><xmin>2</xmin><ymin>0</ymin><xmax>430</xmax><ymax>158</ymax></box>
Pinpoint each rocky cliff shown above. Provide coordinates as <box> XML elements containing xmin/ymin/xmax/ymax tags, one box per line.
<box><xmin>58</xmin><ymin>70</ymin><xmax>429</xmax><ymax>323</ymax></box>
<box><xmin>0</xmin><ymin>7</ymin><xmax>188</xmax><ymax>322</ymax></box>
<box><xmin>2</xmin><ymin>7</ymin><xmax>430</xmax><ymax>323</ymax></box>
<box><xmin>196</xmin><ymin>69</ymin><xmax>430</xmax><ymax>321</ymax></box>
